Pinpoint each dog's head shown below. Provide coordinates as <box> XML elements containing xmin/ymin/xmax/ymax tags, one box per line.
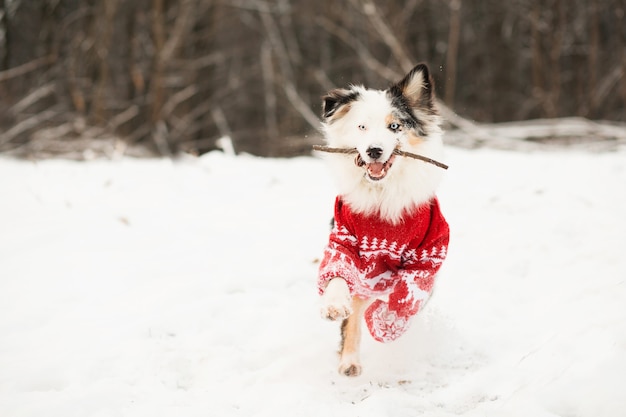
<box><xmin>320</xmin><ymin>63</ymin><xmax>444</xmax><ymax>222</ymax></box>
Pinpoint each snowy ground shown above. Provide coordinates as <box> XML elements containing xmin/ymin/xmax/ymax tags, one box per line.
<box><xmin>0</xmin><ymin>145</ymin><xmax>625</xmax><ymax>417</ymax></box>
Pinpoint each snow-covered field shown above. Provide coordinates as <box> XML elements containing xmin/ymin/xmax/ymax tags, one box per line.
<box><xmin>1</xmin><ymin>145</ymin><xmax>625</xmax><ymax>417</ymax></box>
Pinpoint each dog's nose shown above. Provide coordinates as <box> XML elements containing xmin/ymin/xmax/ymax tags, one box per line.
<box><xmin>366</xmin><ymin>146</ymin><xmax>383</xmax><ymax>160</ymax></box>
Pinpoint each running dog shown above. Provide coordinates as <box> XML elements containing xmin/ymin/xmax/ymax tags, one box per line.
<box><xmin>317</xmin><ymin>63</ymin><xmax>450</xmax><ymax>376</ymax></box>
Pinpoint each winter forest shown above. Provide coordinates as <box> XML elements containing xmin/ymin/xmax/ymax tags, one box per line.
<box><xmin>1</xmin><ymin>1</ymin><xmax>626</xmax><ymax>417</ymax></box>
<box><xmin>0</xmin><ymin>0</ymin><xmax>625</xmax><ymax>157</ymax></box>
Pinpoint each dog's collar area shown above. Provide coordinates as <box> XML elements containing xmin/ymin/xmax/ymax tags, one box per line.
<box><xmin>312</xmin><ymin>145</ymin><xmax>449</xmax><ymax>170</ymax></box>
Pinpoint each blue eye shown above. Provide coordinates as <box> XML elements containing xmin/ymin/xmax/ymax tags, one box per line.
<box><xmin>389</xmin><ymin>122</ymin><xmax>401</xmax><ymax>131</ymax></box>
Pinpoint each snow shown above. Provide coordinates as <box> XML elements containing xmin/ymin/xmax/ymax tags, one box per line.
<box><xmin>0</xmin><ymin>146</ymin><xmax>625</xmax><ymax>417</ymax></box>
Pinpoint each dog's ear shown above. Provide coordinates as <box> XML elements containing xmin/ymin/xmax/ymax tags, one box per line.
<box><xmin>389</xmin><ymin>63</ymin><xmax>435</xmax><ymax>111</ymax></box>
<box><xmin>322</xmin><ymin>88</ymin><xmax>359</xmax><ymax>121</ymax></box>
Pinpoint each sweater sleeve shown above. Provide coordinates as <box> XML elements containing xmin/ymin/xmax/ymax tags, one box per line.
<box><xmin>387</xmin><ymin>199</ymin><xmax>450</xmax><ymax>317</ymax></box>
<box><xmin>318</xmin><ymin>197</ymin><xmax>360</xmax><ymax>295</ymax></box>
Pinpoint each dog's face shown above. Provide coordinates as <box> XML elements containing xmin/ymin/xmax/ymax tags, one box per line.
<box><xmin>322</xmin><ymin>64</ymin><xmax>441</xmax><ymax>184</ymax></box>
<box><xmin>320</xmin><ymin>64</ymin><xmax>444</xmax><ymax>222</ymax></box>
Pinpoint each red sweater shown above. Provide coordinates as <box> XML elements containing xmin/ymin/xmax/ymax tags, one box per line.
<box><xmin>318</xmin><ymin>197</ymin><xmax>449</xmax><ymax>342</ymax></box>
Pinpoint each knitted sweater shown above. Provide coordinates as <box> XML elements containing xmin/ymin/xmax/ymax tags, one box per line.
<box><xmin>318</xmin><ymin>196</ymin><xmax>449</xmax><ymax>342</ymax></box>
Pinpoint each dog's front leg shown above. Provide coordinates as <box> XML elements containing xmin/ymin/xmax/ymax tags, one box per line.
<box><xmin>320</xmin><ymin>277</ymin><xmax>352</xmax><ymax>321</ymax></box>
<box><xmin>338</xmin><ymin>296</ymin><xmax>370</xmax><ymax>377</ymax></box>
<box><xmin>320</xmin><ymin>278</ymin><xmax>369</xmax><ymax>376</ymax></box>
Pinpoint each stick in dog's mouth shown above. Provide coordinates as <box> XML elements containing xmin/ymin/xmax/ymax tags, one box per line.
<box><xmin>313</xmin><ymin>145</ymin><xmax>449</xmax><ymax>170</ymax></box>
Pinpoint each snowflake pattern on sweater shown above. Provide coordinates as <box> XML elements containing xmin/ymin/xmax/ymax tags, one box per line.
<box><xmin>319</xmin><ymin>196</ymin><xmax>449</xmax><ymax>343</ymax></box>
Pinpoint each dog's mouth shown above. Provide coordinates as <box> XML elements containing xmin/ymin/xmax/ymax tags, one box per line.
<box><xmin>355</xmin><ymin>154</ymin><xmax>396</xmax><ymax>181</ymax></box>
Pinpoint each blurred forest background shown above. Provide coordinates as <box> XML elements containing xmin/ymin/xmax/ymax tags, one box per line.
<box><xmin>0</xmin><ymin>0</ymin><xmax>624</xmax><ymax>158</ymax></box>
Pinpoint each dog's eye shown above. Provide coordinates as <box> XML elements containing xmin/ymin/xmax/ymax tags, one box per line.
<box><xmin>358</xmin><ymin>124</ymin><xmax>367</xmax><ymax>131</ymax></box>
<box><xmin>389</xmin><ymin>122</ymin><xmax>401</xmax><ymax>132</ymax></box>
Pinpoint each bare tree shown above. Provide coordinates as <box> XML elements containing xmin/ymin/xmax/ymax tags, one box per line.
<box><xmin>0</xmin><ymin>0</ymin><xmax>623</xmax><ymax>158</ymax></box>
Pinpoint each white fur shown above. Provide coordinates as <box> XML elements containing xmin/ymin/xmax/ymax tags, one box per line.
<box><xmin>322</xmin><ymin>87</ymin><xmax>445</xmax><ymax>224</ymax></box>
<box><xmin>320</xmin><ymin>277</ymin><xmax>352</xmax><ymax>321</ymax></box>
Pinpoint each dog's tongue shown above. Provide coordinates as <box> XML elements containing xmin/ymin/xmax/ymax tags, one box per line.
<box><xmin>367</xmin><ymin>162</ymin><xmax>385</xmax><ymax>178</ymax></box>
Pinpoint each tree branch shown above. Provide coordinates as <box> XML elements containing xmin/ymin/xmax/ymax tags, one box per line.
<box><xmin>348</xmin><ymin>0</ymin><xmax>414</xmax><ymax>72</ymax></box>
<box><xmin>0</xmin><ymin>55</ymin><xmax>56</xmax><ymax>82</ymax></box>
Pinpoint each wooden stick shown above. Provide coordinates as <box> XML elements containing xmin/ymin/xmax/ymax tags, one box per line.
<box><xmin>312</xmin><ymin>145</ymin><xmax>449</xmax><ymax>170</ymax></box>
<box><xmin>312</xmin><ymin>145</ymin><xmax>357</xmax><ymax>155</ymax></box>
<box><xmin>392</xmin><ymin>149</ymin><xmax>449</xmax><ymax>170</ymax></box>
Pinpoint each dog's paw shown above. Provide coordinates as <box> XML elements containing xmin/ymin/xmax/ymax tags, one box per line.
<box><xmin>320</xmin><ymin>278</ymin><xmax>352</xmax><ymax>321</ymax></box>
<box><xmin>320</xmin><ymin>302</ymin><xmax>352</xmax><ymax>321</ymax></box>
<box><xmin>339</xmin><ymin>360</ymin><xmax>362</xmax><ymax>377</ymax></box>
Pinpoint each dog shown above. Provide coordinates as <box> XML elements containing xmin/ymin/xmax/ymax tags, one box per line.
<box><xmin>317</xmin><ymin>63</ymin><xmax>450</xmax><ymax>377</ymax></box>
